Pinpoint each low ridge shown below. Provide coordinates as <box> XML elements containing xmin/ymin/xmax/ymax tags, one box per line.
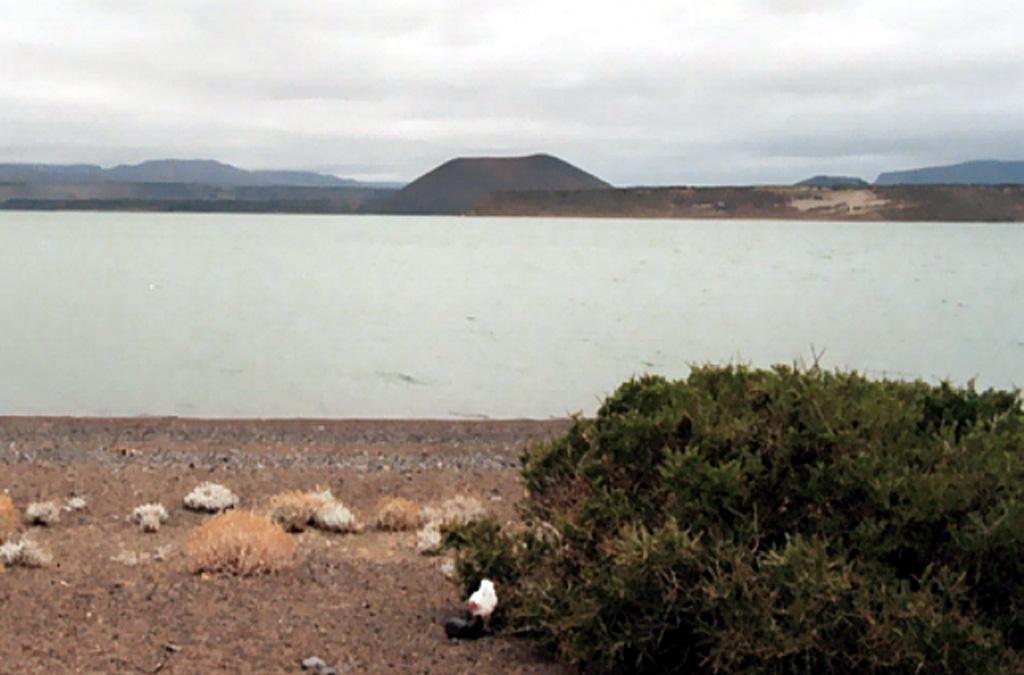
<box><xmin>795</xmin><ymin>175</ymin><xmax>869</xmax><ymax>187</ymax></box>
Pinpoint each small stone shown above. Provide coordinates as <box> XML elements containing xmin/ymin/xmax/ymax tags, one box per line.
<box><xmin>302</xmin><ymin>656</ymin><xmax>326</xmax><ymax>671</ymax></box>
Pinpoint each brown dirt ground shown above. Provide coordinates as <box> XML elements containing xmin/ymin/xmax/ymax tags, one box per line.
<box><xmin>0</xmin><ymin>417</ymin><xmax>572</xmax><ymax>674</ymax></box>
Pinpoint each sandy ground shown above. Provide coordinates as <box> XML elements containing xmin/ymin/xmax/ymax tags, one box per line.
<box><xmin>0</xmin><ymin>417</ymin><xmax>572</xmax><ymax>674</ymax></box>
<box><xmin>789</xmin><ymin>189</ymin><xmax>891</xmax><ymax>214</ymax></box>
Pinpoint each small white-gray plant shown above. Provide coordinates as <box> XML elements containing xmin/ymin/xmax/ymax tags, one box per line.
<box><xmin>0</xmin><ymin>541</ymin><xmax>21</xmax><ymax>566</ymax></box>
<box><xmin>183</xmin><ymin>482</ymin><xmax>239</xmax><ymax>512</ymax></box>
<box><xmin>63</xmin><ymin>496</ymin><xmax>87</xmax><ymax>512</ymax></box>
<box><xmin>0</xmin><ymin>537</ymin><xmax>52</xmax><ymax>568</ymax></box>
<box><xmin>131</xmin><ymin>503</ymin><xmax>169</xmax><ymax>533</ymax></box>
<box><xmin>439</xmin><ymin>557</ymin><xmax>456</xmax><ymax>581</ymax></box>
<box><xmin>416</xmin><ymin>520</ymin><xmax>443</xmax><ymax>555</ymax></box>
<box><xmin>111</xmin><ymin>544</ymin><xmax>175</xmax><ymax>566</ymax></box>
<box><xmin>26</xmin><ymin>500</ymin><xmax>60</xmax><ymax>526</ymax></box>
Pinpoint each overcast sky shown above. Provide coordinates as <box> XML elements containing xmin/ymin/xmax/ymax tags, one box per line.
<box><xmin>2</xmin><ymin>0</ymin><xmax>1022</xmax><ymax>185</ymax></box>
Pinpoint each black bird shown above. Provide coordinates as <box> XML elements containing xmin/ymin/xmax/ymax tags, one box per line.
<box><xmin>444</xmin><ymin>612</ymin><xmax>485</xmax><ymax>640</ymax></box>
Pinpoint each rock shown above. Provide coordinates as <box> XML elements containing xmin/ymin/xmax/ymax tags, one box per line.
<box><xmin>301</xmin><ymin>656</ymin><xmax>326</xmax><ymax>671</ymax></box>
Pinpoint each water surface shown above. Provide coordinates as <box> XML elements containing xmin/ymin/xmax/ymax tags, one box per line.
<box><xmin>0</xmin><ymin>212</ymin><xmax>1020</xmax><ymax>418</ymax></box>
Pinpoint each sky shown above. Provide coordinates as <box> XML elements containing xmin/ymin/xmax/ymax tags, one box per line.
<box><xmin>1</xmin><ymin>0</ymin><xmax>1023</xmax><ymax>186</ymax></box>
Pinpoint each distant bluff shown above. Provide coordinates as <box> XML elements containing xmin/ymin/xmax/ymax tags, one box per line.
<box><xmin>373</xmin><ymin>153</ymin><xmax>611</xmax><ymax>215</ymax></box>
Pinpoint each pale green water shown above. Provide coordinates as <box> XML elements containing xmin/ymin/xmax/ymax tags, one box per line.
<box><xmin>0</xmin><ymin>211</ymin><xmax>1021</xmax><ymax>418</ymax></box>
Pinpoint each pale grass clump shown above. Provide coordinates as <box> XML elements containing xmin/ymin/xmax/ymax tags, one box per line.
<box><xmin>132</xmin><ymin>503</ymin><xmax>170</xmax><ymax>533</ymax></box>
<box><xmin>266</xmin><ymin>488</ymin><xmax>361</xmax><ymax>534</ymax></box>
<box><xmin>26</xmin><ymin>500</ymin><xmax>61</xmax><ymax>526</ymax></box>
<box><xmin>0</xmin><ymin>537</ymin><xmax>53</xmax><ymax>568</ymax></box>
<box><xmin>311</xmin><ymin>500</ymin><xmax>361</xmax><ymax>533</ymax></box>
<box><xmin>373</xmin><ymin>497</ymin><xmax>423</xmax><ymax>532</ymax></box>
<box><xmin>0</xmin><ymin>494</ymin><xmax>20</xmax><ymax>542</ymax></box>
<box><xmin>267</xmin><ymin>489</ymin><xmax>334</xmax><ymax>532</ymax></box>
<box><xmin>415</xmin><ymin>495</ymin><xmax>488</xmax><ymax>556</ymax></box>
<box><xmin>185</xmin><ymin>510</ymin><xmax>295</xmax><ymax>576</ymax></box>
<box><xmin>183</xmin><ymin>482</ymin><xmax>239</xmax><ymax>513</ymax></box>
<box><xmin>439</xmin><ymin>495</ymin><xmax>487</xmax><ymax>526</ymax></box>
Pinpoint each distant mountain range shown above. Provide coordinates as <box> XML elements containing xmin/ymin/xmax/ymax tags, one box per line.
<box><xmin>874</xmin><ymin>160</ymin><xmax>1024</xmax><ymax>185</ymax></box>
<box><xmin>0</xmin><ymin>159</ymin><xmax>360</xmax><ymax>188</ymax></box>
<box><xmin>373</xmin><ymin>153</ymin><xmax>611</xmax><ymax>215</ymax></box>
<box><xmin>795</xmin><ymin>160</ymin><xmax>1024</xmax><ymax>187</ymax></box>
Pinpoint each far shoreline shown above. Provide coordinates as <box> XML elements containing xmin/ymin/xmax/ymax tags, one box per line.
<box><xmin>4</xmin><ymin>183</ymin><xmax>1024</xmax><ymax>221</ymax></box>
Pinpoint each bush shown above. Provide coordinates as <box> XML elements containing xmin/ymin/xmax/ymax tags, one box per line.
<box><xmin>184</xmin><ymin>510</ymin><xmax>295</xmax><ymax>576</ymax></box>
<box><xmin>446</xmin><ymin>365</ymin><xmax>1024</xmax><ymax>673</ymax></box>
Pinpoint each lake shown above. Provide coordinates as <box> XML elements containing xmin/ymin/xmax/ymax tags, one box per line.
<box><xmin>0</xmin><ymin>211</ymin><xmax>1021</xmax><ymax>418</ymax></box>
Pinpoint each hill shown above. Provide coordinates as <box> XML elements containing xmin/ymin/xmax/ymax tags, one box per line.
<box><xmin>0</xmin><ymin>163</ymin><xmax>108</xmax><ymax>183</ymax></box>
<box><xmin>875</xmin><ymin>159</ymin><xmax>1024</xmax><ymax>185</ymax></box>
<box><xmin>795</xmin><ymin>175</ymin><xmax>869</xmax><ymax>187</ymax></box>
<box><xmin>103</xmin><ymin>159</ymin><xmax>355</xmax><ymax>187</ymax></box>
<box><xmin>373</xmin><ymin>154</ymin><xmax>610</xmax><ymax>215</ymax></box>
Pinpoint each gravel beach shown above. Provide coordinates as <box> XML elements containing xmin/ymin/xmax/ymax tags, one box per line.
<box><xmin>0</xmin><ymin>417</ymin><xmax>571</xmax><ymax>674</ymax></box>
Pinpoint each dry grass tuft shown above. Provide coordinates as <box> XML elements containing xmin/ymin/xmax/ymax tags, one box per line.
<box><xmin>0</xmin><ymin>495</ymin><xmax>20</xmax><ymax>542</ymax></box>
<box><xmin>184</xmin><ymin>510</ymin><xmax>295</xmax><ymax>576</ymax></box>
<box><xmin>26</xmin><ymin>500</ymin><xmax>61</xmax><ymax>526</ymax></box>
<box><xmin>373</xmin><ymin>497</ymin><xmax>423</xmax><ymax>532</ymax></box>
<box><xmin>266</xmin><ymin>490</ymin><xmax>331</xmax><ymax>532</ymax></box>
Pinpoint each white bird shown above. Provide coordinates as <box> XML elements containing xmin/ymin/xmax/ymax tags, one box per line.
<box><xmin>444</xmin><ymin>579</ymin><xmax>498</xmax><ymax>640</ymax></box>
<box><xmin>467</xmin><ymin>579</ymin><xmax>498</xmax><ymax>618</ymax></box>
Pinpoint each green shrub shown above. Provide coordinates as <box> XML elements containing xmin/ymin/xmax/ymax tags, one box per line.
<box><xmin>446</xmin><ymin>365</ymin><xmax>1024</xmax><ymax>673</ymax></box>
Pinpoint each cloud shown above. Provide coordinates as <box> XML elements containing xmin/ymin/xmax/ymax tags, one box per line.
<box><xmin>1</xmin><ymin>0</ymin><xmax>1022</xmax><ymax>184</ymax></box>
